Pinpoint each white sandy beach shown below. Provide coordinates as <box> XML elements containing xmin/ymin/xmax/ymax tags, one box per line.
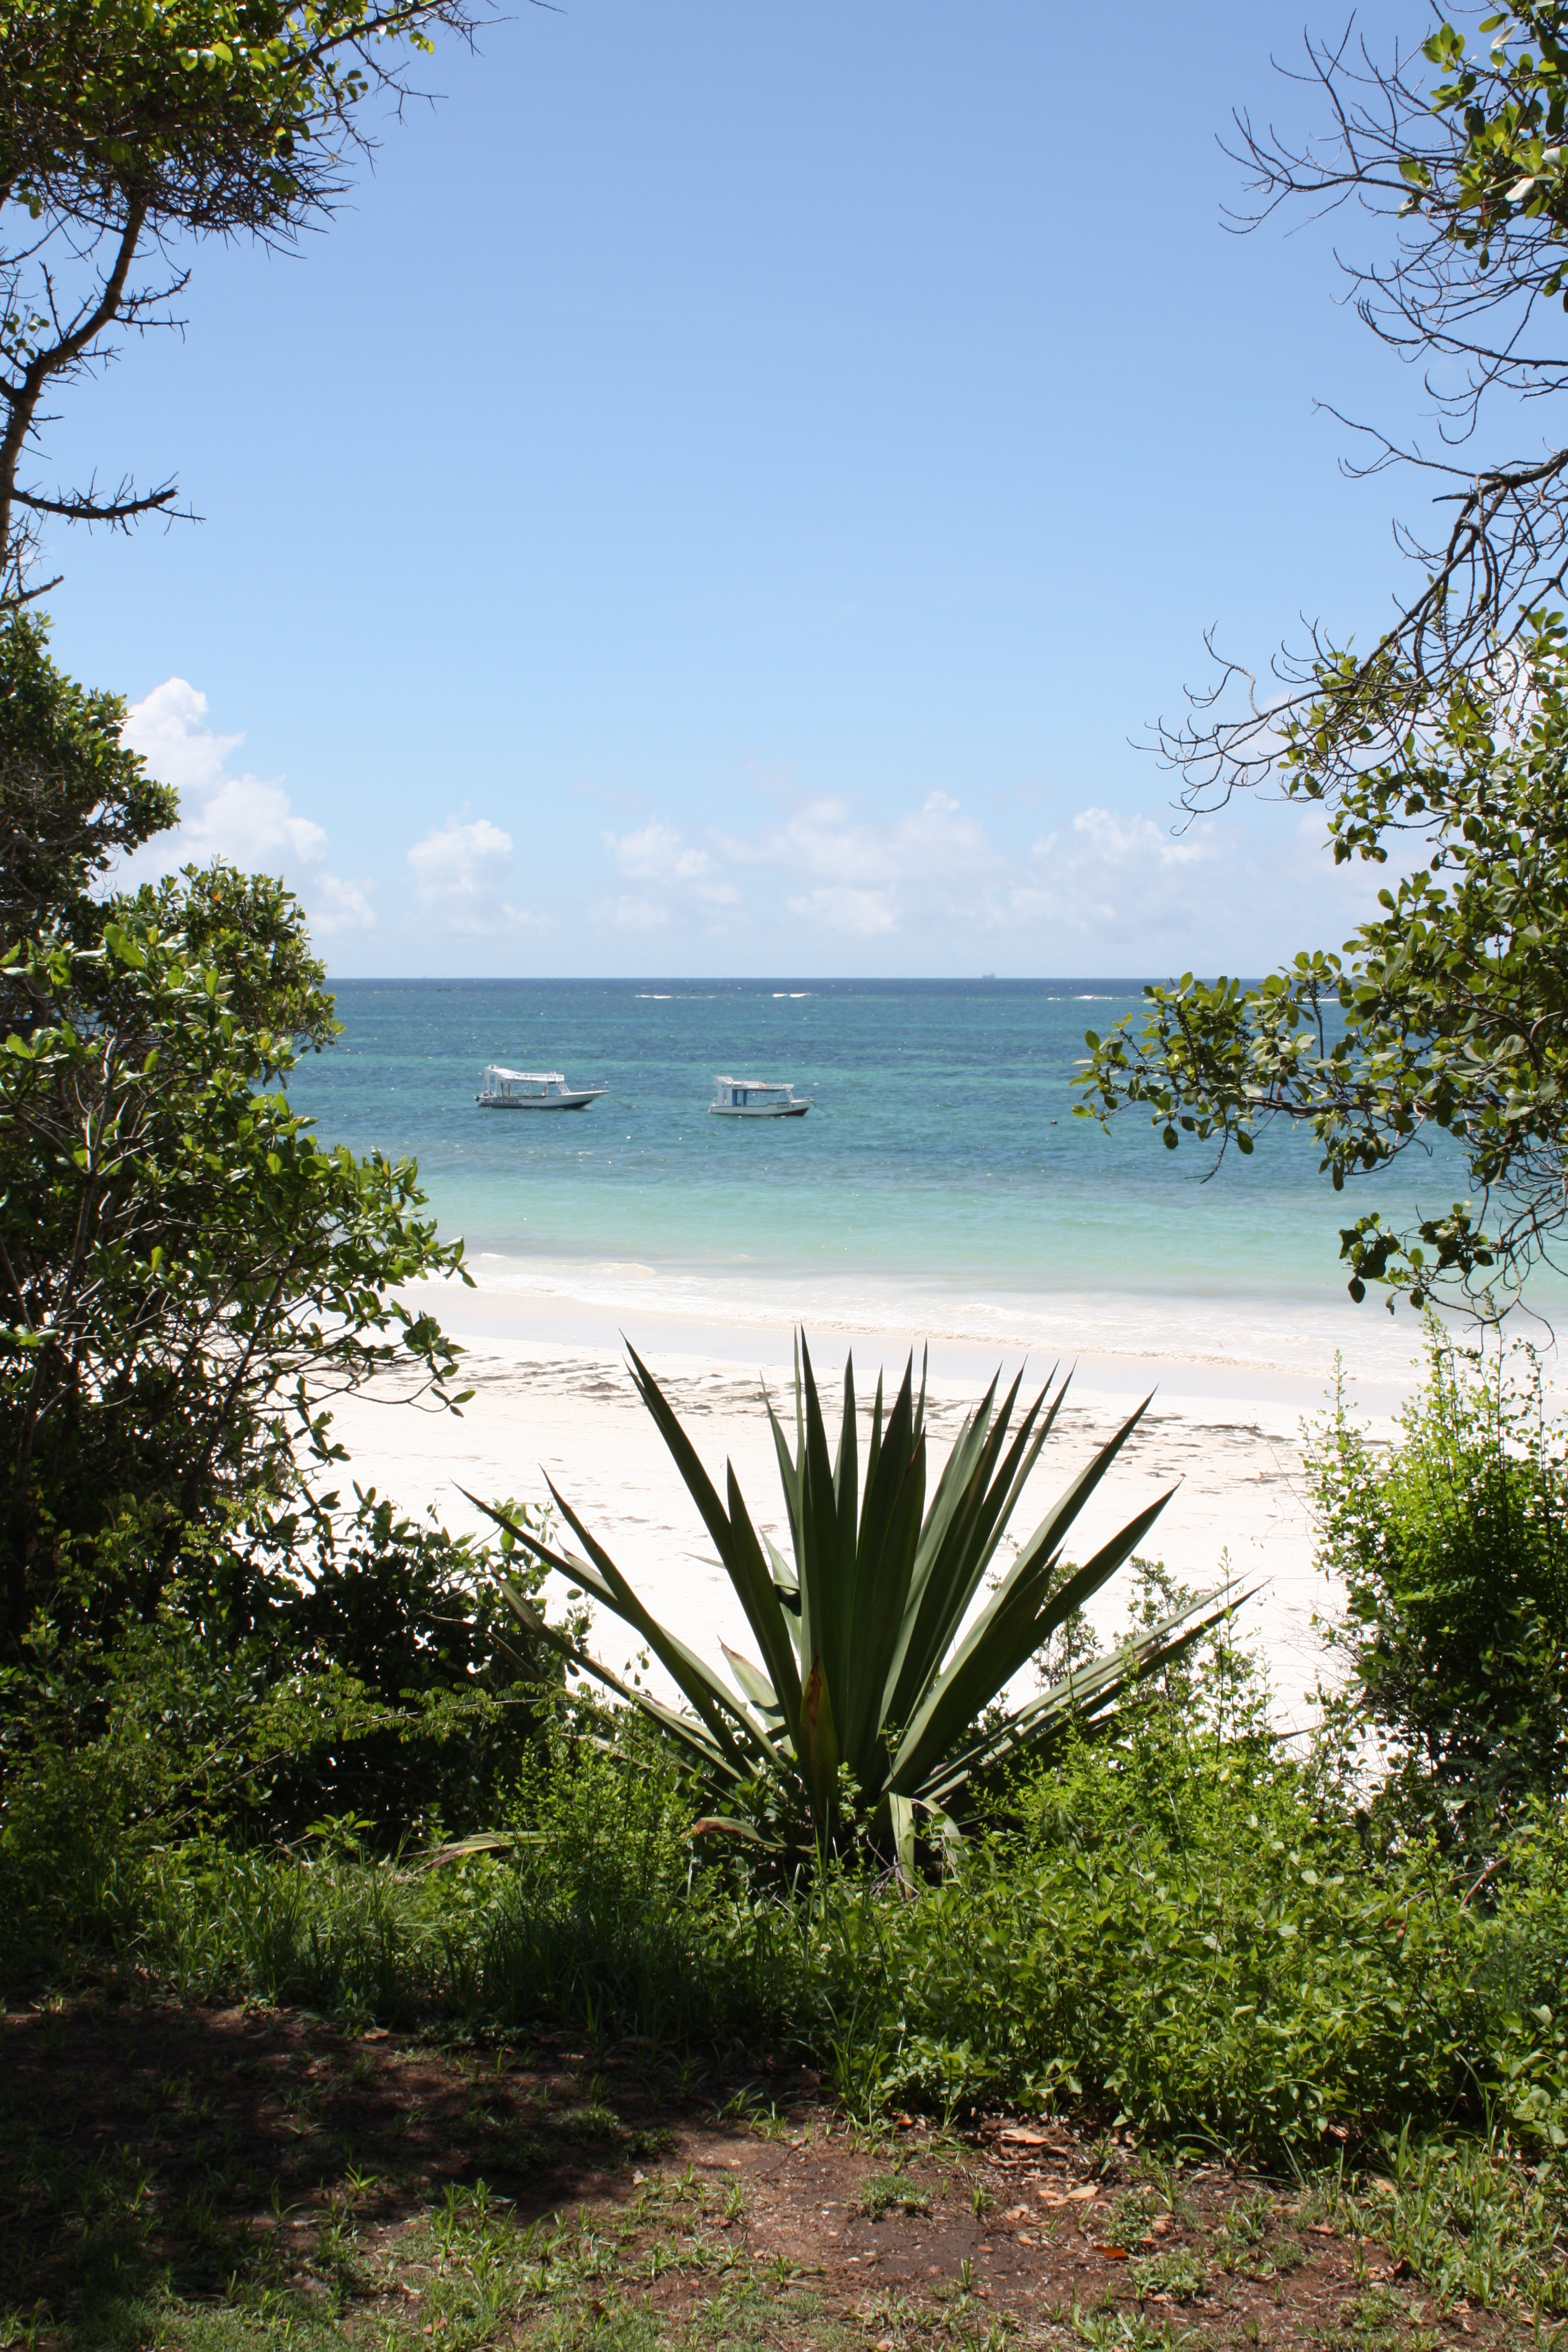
<box><xmin>315</xmin><ymin>1261</ymin><xmax>1540</xmax><ymax>1736</ymax></box>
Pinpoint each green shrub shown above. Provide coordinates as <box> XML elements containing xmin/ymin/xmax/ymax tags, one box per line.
<box><xmin>812</xmin><ymin>1722</ymin><xmax>1487</xmax><ymax>2148</ymax></box>
<box><xmin>806</xmin><ymin>1637</ymin><xmax>1568</xmax><ymax>2153</ymax></box>
<box><xmin>0</xmin><ymin>1489</ymin><xmax>571</xmax><ymax>1878</ymax></box>
<box><xmin>7</xmin><ymin>1623</ymin><xmax>1568</xmax><ymax>2166</ymax></box>
<box><xmin>1308</xmin><ymin>1327</ymin><xmax>1568</xmax><ymax>1859</ymax></box>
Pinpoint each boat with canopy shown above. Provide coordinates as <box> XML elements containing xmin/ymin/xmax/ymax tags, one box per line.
<box><xmin>709</xmin><ymin>1075</ymin><xmax>811</xmax><ymax>1118</ymax></box>
<box><xmin>476</xmin><ymin>1066</ymin><xmax>607</xmax><ymax>1110</ymax></box>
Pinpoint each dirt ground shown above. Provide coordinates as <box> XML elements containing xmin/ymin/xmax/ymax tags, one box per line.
<box><xmin>0</xmin><ymin>1993</ymin><xmax>1528</xmax><ymax>2352</ymax></box>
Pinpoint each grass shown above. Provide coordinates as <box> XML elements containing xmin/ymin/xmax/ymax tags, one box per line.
<box><xmin>862</xmin><ymin>2173</ymin><xmax>934</xmax><ymax>2218</ymax></box>
<box><xmin>2</xmin><ymin>1985</ymin><xmax>1564</xmax><ymax>2351</ymax></box>
<box><xmin>10</xmin><ymin>1720</ymin><xmax>1568</xmax><ymax>2176</ymax></box>
<box><xmin>1127</xmin><ymin>2250</ymin><xmax>1207</xmax><ymax>2300</ymax></box>
<box><xmin>6</xmin><ymin>1674</ymin><xmax>1568</xmax><ymax>2352</ymax></box>
<box><xmin>1356</xmin><ymin>2134</ymin><xmax>1568</xmax><ymax>2312</ymax></box>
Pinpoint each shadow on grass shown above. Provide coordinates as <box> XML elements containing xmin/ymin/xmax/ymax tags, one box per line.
<box><xmin>1</xmin><ymin>1990</ymin><xmax>684</xmax><ymax>2348</ymax></box>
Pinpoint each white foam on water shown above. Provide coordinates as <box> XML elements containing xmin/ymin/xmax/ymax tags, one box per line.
<box><xmin>460</xmin><ymin>1245</ymin><xmax>1448</xmax><ymax>1393</ymax></box>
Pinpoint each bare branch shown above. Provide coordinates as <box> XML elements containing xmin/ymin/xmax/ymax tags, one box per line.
<box><xmin>14</xmin><ymin>477</ymin><xmax>181</xmax><ymax>526</ymax></box>
<box><xmin>0</xmin><ymin>0</ymin><xmax>501</xmax><ymax>595</ymax></box>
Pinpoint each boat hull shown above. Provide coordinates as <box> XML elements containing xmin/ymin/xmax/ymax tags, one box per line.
<box><xmin>477</xmin><ymin>1090</ymin><xmax>606</xmax><ymax>1110</ymax></box>
<box><xmin>708</xmin><ymin>1101</ymin><xmax>810</xmax><ymax>1118</ymax></box>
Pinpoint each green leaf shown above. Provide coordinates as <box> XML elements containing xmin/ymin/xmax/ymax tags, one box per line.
<box><xmin>102</xmin><ymin>919</ymin><xmax>146</xmax><ymax>968</ymax></box>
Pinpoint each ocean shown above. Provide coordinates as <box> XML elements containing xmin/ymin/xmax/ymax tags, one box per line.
<box><xmin>284</xmin><ymin>978</ymin><xmax>1469</xmax><ymax>1375</ymax></box>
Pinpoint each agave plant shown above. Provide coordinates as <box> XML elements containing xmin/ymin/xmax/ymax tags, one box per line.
<box><xmin>475</xmin><ymin>1334</ymin><xmax>1239</xmax><ymax>1866</ymax></box>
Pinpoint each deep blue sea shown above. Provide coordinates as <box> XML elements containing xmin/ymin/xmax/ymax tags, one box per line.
<box><xmin>282</xmin><ymin>979</ymin><xmax>1466</xmax><ymax>1355</ymax></box>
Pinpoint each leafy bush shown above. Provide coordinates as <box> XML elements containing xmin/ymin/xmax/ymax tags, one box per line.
<box><xmin>198</xmin><ymin>1488</ymin><xmax>576</xmax><ymax>1842</ymax></box>
<box><xmin>814</xmin><ymin>1718</ymin><xmax>1484</xmax><ymax>2146</ymax></box>
<box><xmin>10</xmin><ymin>1619</ymin><xmax>1566</xmax><ymax>2164</ymax></box>
<box><xmin>0</xmin><ymin>1490</ymin><xmax>581</xmax><ymax>1984</ymax></box>
<box><xmin>1308</xmin><ymin>1327</ymin><xmax>1568</xmax><ymax>1858</ymax></box>
<box><xmin>803</xmin><ymin>1615</ymin><xmax>1568</xmax><ymax>2153</ymax></box>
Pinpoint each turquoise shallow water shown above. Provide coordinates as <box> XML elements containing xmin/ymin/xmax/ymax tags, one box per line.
<box><xmin>284</xmin><ymin>978</ymin><xmax>1455</xmax><ymax>1317</ymax></box>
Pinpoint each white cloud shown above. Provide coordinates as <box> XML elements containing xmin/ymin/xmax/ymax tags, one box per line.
<box><xmin>608</xmin><ymin>819</ymin><xmax>717</xmax><ymax>886</ymax></box>
<box><xmin>123</xmin><ymin>677</ymin><xmax>242</xmax><ymax>793</ymax></box>
<box><xmin>598</xmin><ymin>787</ymin><xmax>1000</xmax><ymax>944</ymax></box>
<box><xmin>612</xmin><ymin>893</ymin><xmax>670</xmax><ymax>930</ymax></box>
<box><xmin>598</xmin><ymin>816</ymin><xmax>742</xmax><ymax>932</ymax></box>
<box><xmin>309</xmin><ymin>872</ymin><xmax>378</xmax><ymax>932</ymax></box>
<box><xmin>999</xmin><ymin>808</ymin><xmax>1217</xmax><ymax>949</ymax></box>
<box><xmin>595</xmin><ymin>787</ymin><xmax>1000</xmax><ymax>944</ymax></box>
<box><xmin>118</xmin><ymin>678</ymin><xmax>374</xmax><ymax>936</ymax></box>
<box><xmin>406</xmin><ymin>815</ymin><xmax>546</xmax><ymax>935</ymax></box>
<box><xmin>183</xmin><ymin>775</ymin><xmax>330</xmax><ymax>872</ymax></box>
<box><xmin>408</xmin><ymin>815</ymin><xmax>513</xmax><ymax>903</ymax></box>
<box><xmin>588</xmin><ymin>774</ymin><xmax>1389</xmax><ymax>970</ymax></box>
<box><xmin>786</xmin><ymin>884</ymin><xmax>898</xmax><ymax>935</ymax></box>
<box><xmin>1001</xmin><ymin>801</ymin><xmax>1390</xmax><ymax>960</ymax></box>
<box><xmin>716</xmin><ymin>788</ymin><xmax>997</xmax><ymax>902</ymax></box>
<box><xmin>1059</xmin><ymin>807</ymin><xmax>1208</xmax><ymax>872</ymax></box>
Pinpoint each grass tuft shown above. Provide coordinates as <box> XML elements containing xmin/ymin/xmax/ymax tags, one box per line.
<box><xmin>861</xmin><ymin>2171</ymin><xmax>933</xmax><ymax>2218</ymax></box>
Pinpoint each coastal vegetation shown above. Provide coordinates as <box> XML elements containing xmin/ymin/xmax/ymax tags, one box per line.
<box><xmin>7</xmin><ymin>1372</ymin><xmax>1568</xmax><ymax>2337</ymax></box>
<box><xmin>477</xmin><ymin>1340</ymin><xmax>1232</xmax><ymax>1869</ymax></box>
<box><xmin>4</xmin><ymin>1260</ymin><xmax>1568</xmax><ymax>2133</ymax></box>
<box><xmin>1077</xmin><ymin>1</ymin><xmax>1568</xmax><ymax>1317</ymax></box>
<box><xmin>0</xmin><ymin>0</ymin><xmax>491</xmax><ymax>606</ymax></box>
<box><xmin>1</xmin><ymin>0</ymin><xmax>1567</xmax><ymax>2342</ymax></box>
<box><xmin>6</xmin><ymin>1355</ymin><xmax>1568</xmax><ymax>2150</ymax></box>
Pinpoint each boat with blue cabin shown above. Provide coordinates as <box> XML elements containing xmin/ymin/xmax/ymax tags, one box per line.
<box><xmin>476</xmin><ymin>1065</ymin><xmax>607</xmax><ymax>1110</ymax></box>
<box><xmin>709</xmin><ymin>1075</ymin><xmax>811</xmax><ymax>1118</ymax></box>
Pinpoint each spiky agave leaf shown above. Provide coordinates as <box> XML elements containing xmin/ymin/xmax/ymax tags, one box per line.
<box><xmin>916</xmin><ymin>1582</ymin><xmax>1256</xmax><ymax>1811</ymax></box>
<box><xmin>478</xmin><ymin>1331</ymin><xmax>1242</xmax><ymax>1859</ymax></box>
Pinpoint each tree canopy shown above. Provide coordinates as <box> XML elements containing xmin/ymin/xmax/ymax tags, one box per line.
<box><xmin>1080</xmin><ymin>625</ymin><xmax>1568</xmax><ymax>1311</ymax></box>
<box><xmin>1179</xmin><ymin>2</ymin><xmax>1568</xmax><ymax>805</ymax></box>
<box><xmin>0</xmin><ymin>0</ymin><xmax>491</xmax><ymax>600</ymax></box>
<box><xmin>1081</xmin><ymin>5</ymin><xmax>1568</xmax><ymax>1315</ymax></box>
<box><xmin>0</xmin><ymin>608</ymin><xmax>173</xmax><ymax>950</ymax></box>
<box><xmin>0</xmin><ymin>616</ymin><xmax>469</xmax><ymax>1661</ymax></box>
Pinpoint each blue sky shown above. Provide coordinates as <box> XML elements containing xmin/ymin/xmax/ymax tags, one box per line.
<box><xmin>47</xmin><ymin>0</ymin><xmax>1460</xmax><ymax>974</ymax></box>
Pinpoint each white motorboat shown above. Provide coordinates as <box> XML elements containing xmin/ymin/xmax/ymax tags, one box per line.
<box><xmin>709</xmin><ymin>1075</ymin><xmax>812</xmax><ymax>1118</ymax></box>
<box><xmin>476</xmin><ymin>1065</ymin><xmax>607</xmax><ymax>1110</ymax></box>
